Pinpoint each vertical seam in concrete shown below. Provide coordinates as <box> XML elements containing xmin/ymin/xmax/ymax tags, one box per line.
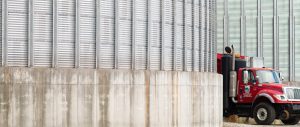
<box><xmin>93</xmin><ymin>71</ymin><xmax>97</xmax><ymax>127</ymax></box>
<box><xmin>130</xmin><ymin>71</ymin><xmax>134</xmax><ymax>127</ymax></box>
<box><xmin>144</xmin><ymin>71</ymin><xmax>150</xmax><ymax>127</ymax></box>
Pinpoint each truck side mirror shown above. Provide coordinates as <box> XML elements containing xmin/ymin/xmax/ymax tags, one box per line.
<box><xmin>278</xmin><ymin>72</ymin><xmax>284</xmax><ymax>81</ymax></box>
<box><xmin>243</xmin><ymin>71</ymin><xmax>249</xmax><ymax>84</ymax></box>
<box><xmin>281</xmin><ymin>76</ymin><xmax>284</xmax><ymax>81</ymax></box>
<box><xmin>253</xmin><ymin>75</ymin><xmax>259</xmax><ymax>84</ymax></box>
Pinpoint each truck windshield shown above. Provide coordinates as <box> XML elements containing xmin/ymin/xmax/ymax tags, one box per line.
<box><xmin>256</xmin><ymin>70</ymin><xmax>281</xmax><ymax>84</ymax></box>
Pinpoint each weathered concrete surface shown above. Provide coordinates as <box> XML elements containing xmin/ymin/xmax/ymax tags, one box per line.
<box><xmin>0</xmin><ymin>67</ymin><xmax>223</xmax><ymax>127</ymax></box>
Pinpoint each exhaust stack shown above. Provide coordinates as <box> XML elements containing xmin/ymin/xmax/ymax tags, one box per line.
<box><xmin>228</xmin><ymin>45</ymin><xmax>237</xmax><ymax>103</ymax></box>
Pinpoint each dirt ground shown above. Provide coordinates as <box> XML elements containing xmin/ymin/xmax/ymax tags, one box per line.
<box><xmin>223</xmin><ymin>122</ymin><xmax>300</xmax><ymax>127</ymax></box>
<box><xmin>223</xmin><ymin>116</ymin><xmax>300</xmax><ymax>127</ymax></box>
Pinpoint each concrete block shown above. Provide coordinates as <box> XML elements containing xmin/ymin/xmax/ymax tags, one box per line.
<box><xmin>0</xmin><ymin>67</ymin><xmax>223</xmax><ymax>127</ymax></box>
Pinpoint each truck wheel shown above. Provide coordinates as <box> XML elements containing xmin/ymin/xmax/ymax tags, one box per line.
<box><xmin>253</xmin><ymin>102</ymin><xmax>276</xmax><ymax>125</ymax></box>
<box><xmin>281</xmin><ymin>117</ymin><xmax>300</xmax><ymax>125</ymax></box>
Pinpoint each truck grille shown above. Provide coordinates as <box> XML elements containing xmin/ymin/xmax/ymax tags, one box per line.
<box><xmin>285</xmin><ymin>88</ymin><xmax>300</xmax><ymax>100</ymax></box>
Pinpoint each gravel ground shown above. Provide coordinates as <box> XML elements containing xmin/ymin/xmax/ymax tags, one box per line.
<box><xmin>223</xmin><ymin>122</ymin><xmax>300</xmax><ymax>127</ymax></box>
<box><xmin>223</xmin><ymin>117</ymin><xmax>300</xmax><ymax>127</ymax></box>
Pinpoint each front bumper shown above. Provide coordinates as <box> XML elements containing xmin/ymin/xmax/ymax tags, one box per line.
<box><xmin>282</xmin><ymin>104</ymin><xmax>300</xmax><ymax>117</ymax></box>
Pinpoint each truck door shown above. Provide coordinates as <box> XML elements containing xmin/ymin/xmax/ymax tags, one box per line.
<box><xmin>238</xmin><ymin>70</ymin><xmax>256</xmax><ymax>103</ymax></box>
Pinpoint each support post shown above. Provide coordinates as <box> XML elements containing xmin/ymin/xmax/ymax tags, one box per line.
<box><xmin>131</xmin><ymin>0</ymin><xmax>136</xmax><ymax>69</ymax></box>
<box><xmin>114</xmin><ymin>0</ymin><xmax>119</xmax><ymax>69</ymax></box>
<box><xmin>2</xmin><ymin>0</ymin><xmax>7</xmax><ymax>66</ymax></box>
<box><xmin>173</xmin><ymin>0</ymin><xmax>177</xmax><ymax>70</ymax></box>
<box><xmin>161</xmin><ymin>0</ymin><xmax>165</xmax><ymax>70</ymax></box>
<box><xmin>28</xmin><ymin>0</ymin><xmax>34</xmax><ymax>67</ymax></box>
<box><xmin>53</xmin><ymin>0</ymin><xmax>58</xmax><ymax>68</ymax></box>
<box><xmin>147</xmin><ymin>0</ymin><xmax>151</xmax><ymax>70</ymax></box>
<box><xmin>289</xmin><ymin>0</ymin><xmax>295</xmax><ymax>81</ymax></box>
<box><xmin>75</xmin><ymin>0</ymin><xmax>80</xmax><ymax>68</ymax></box>
<box><xmin>96</xmin><ymin>0</ymin><xmax>100</xmax><ymax>69</ymax></box>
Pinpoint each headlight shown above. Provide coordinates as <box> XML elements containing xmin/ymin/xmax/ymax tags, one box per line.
<box><xmin>274</xmin><ymin>94</ymin><xmax>287</xmax><ymax>101</ymax></box>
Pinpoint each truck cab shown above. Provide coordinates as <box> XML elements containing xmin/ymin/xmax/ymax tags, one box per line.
<box><xmin>218</xmin><ymin>46</ymin><xmax>300</xmax><ymax>125</ymax></box>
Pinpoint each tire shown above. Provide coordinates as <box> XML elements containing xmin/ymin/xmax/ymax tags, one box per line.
<box><xmin>281</xmin><ymin>117</ymin><xmax>300</xmax><ymax>125</ymax></box>
<box><xmin>253</xmin><ymin>102</ymin><xmax>276</xmax><ymax>125</ymax></box>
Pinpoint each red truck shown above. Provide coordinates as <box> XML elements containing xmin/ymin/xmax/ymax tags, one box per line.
<box><xmin>218</xmin><ymin>46</ymin><xmax>300</xmax><ymax>125</ymax></box>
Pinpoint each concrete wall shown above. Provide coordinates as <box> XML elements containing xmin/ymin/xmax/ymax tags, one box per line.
<box><xmin>0</xmin><ymin>67</ymin><xmax>223</xmax><ymax>127</ymax></box>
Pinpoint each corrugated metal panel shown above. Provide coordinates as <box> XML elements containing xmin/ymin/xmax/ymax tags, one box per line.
<box><xmin>99</xmin><ymin>0</ymin><xmax>115</xmax><ymax>69</ymax></box>
<box><xmin>244</xmin><ymin>0</ymin><xmax>256</xmax><ymax>58</ymax></box>
<box><xmin>200</xmin><ymin>0</ymin><xmax>204</xmax><ymax>71</ymax></box>
<box><xmin>135</xmin><ymin>0</ymin><xmax>147</xmax><ymax>70</ymax></box>
<box><xmin>227</xmin><ymin>0</ymin><xmax>240</xmax><ymax>53</ymax></box>
<box><xmin>212</xmin><ymin>0</ymin><xmax>217</xmax><ymax>72</ymax></box>
<box><xmin>33</xmin><ymin>0</ymin><xmax>53</xmax><ymax>67</ymax></box>
<box><xmin>7</xmin><ymin>0</ymin><xmax>28</xmax><ymax>66</ymax></box>
<box><xmin>150</xmin><ymin>0</ymin><xmax>161</xmax><ymax>70</ymax></box>
<box><xmin>164</xmin><ymin>0</ymin><xmax>173</xmax><ymax>71</ymax></box>
<box><xmin>57</xmin><ymin>0</ymin><xmax>75</xmax><ymax>68</ymax></box>
<box><xmin>295</xmin><ymin>2</ymin><xmax>300</xmax><ymax>80</ymax></box>
<box><xmin>277</xmin><ymin>0</ymin><xmax>289</xmax><ymax>79</ymax></box>
<box><xmin>79</xmin><ymin>0</ymin><xmax>96</xmax><ymax>68</ymax></box>
<box><xmin>218</xmin><ymin>0</ymin><xmax>300</xmax><ymax>79</ymax></box>
<box><xmin>0</xmin><ymin>0</ymin><xmax>218</xmax><ymax>72</ymax></box>
<box><xmin>216</xmin><ymin>0</ymin><xmax>224</xmax><ymax>53</ymax></box>
<box><xmin>185</xmin><ymin>1</ymin><xmax>192</xmax><ymax>71</ymax></box>
<box><xmin>0</xmin><ymin>0</ymin><xmax>2</xmax><ymax>66</ymax></box>
<box><xmin>203</xmin><ymin>0</ymin><xmax>208</xmax><ymax>71</ymax></box>
<box><xmin>118</xmin><ymin>0</ymin><xmax>132</xmax><ymax>69</ymax></box>
<box><xmin>193</xmin><ymin>0</ymin><xmax>200</xmax><ymax>71</ymax></box>
<box><xmin>175</xmin><ymin>0</ymin><xmax>183</xmax><ymax>71</ymax></box>
<box><xmin>261</xmin><ymin>0</ymin><xmax>273</xmax><ymax>68</ymax></box>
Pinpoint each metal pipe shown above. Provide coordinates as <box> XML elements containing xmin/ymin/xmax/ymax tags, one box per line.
<box><xmin>231</xmin><ymin>45</ymin><xmax>235</xmax><ymax>71</ymax></box>
<box><xmin>229</xmin><ymin>45</ymin><xmax>237</xmax><ymax>102</ymax></box>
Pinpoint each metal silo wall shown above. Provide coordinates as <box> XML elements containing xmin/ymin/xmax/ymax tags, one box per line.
<box><xmin>0</xmin><ymin>0</ymin><xmax>2</xmax><ymax>65</ymax></box>
<box><xmin>218</xmin><ymin>0</ymin><xmax>300</xmax><ymax>81</ymax></box>
<box><xmin>0</xmin><ymin>0</ymin><xmax>217</xmax><ymax>72</ymax></box>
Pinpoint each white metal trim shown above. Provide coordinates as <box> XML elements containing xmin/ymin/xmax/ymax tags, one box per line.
<box><xmin>96</xmin><ymin>0</ymin><xmax>100</xmax><ymax>69</ymax></box>
<box><xmin>192</xmin><ymin>0</ymin><xmax>196</xmax><ymax>71</ymax></box>
<box><xmin>75</xmin><ymin>0</ymin><xmax>80</xmax><ymax>68</ymax></box>
<box><xmin>173</xmin><ymin>0</ymin><xmax>177</xmax><ymax>71</ymax></box>
<box><xmin>161</xmin><ymin>0</ymin><xmax>165</xmax><ymax>70</ymax></box>
<box><xmin>2</xmin><ymin>0</ymin><xmax>7</xmax><ymax>66</ymax></box>
<box><xmin>132</xmin><ymin>0</ymin><xmax>136</xmax><ymax>70</ymax></box>
<box><xmin>147</xmin><ymin>0</ymin><xmax>151</xmax><ymax>70</ymax></box>
<box><xmin>115</xmin><ymin>0</ymin><xmax>119</xmax><ymax>69</ymax></box>
<box><xmin>53</xmin><ymin>0</ymin><xmax>58</xmax><ymax>68</ymax></box>
<box><xmin>28</xmin><ymin>0</ymin><xmax>34</xmax><ymax>67</ymax></box>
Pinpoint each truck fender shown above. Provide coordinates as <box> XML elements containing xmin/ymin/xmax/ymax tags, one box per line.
<box><xmin>253</xmin><ymin>93</ymin><xmax>275</xmax><ymax>105</ymax></box>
